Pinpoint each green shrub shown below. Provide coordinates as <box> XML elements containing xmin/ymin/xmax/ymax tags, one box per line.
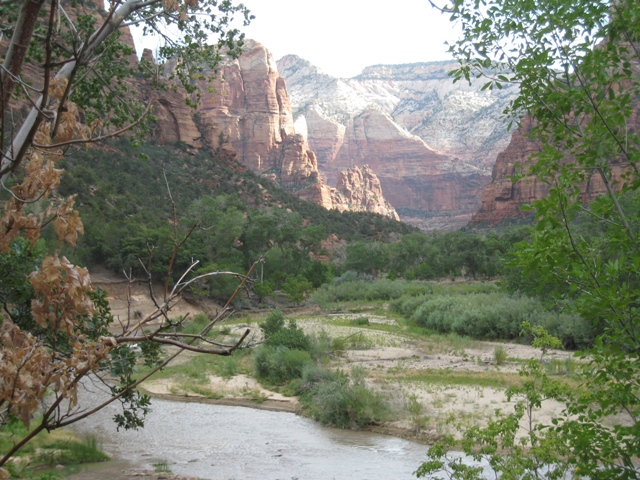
<box><xmin>254</xmin><ymin>281</ymin><xmax>275</xmax><ymax>303</ymax></box>
<box><xmin>181</xmin><ymin>313</ymin><xmax>210</xmax><ymax>335</ymax></box>
<box><xmin>389</xmin><ymin>294</ymin><xmax>431</xmax><ymax>317</ymax></box>
<box><xmin>351</xmin><ymin>317</ymin><xmax>370</xmax><ymax>326</ymax></box>
<box><xmin>401</xmin><ymin>290</ymin><xmax>591</xmax><ymax>345</ymax></box>
<box><xmin>306</xmin><ymin>330</ymin><xmax>334</xmax><ymax>363</ymax></box>
<box><xmin>344</xmin><ymin>332</ymin><xmax>373</xmax><ymax>350</ymax></box>
<box><xmin>332</xmin><ymin>270</ymin><xmax>374</xmax><ymax>284</ymax></box>
<box><xmin>299</xmin><ymin>364</ymin><xmax>339</xmax><ymax>391</ymax></box>
<box><xmin>219</xmin><ymin>356</ymin><xmax>238</xmax><ymax>379</ymax></box>
<box><xmin>311</xmin><ymin>278</ymin><xmax>413</xmax><ymax>305</ymax></box>
<box><xmin>300</xmin><ymin>369</ymin><xmax>388</xmax><ymax>429</ymax></box>
<box><xmin>494</xmin><ymin>346</ymin><xmax>507</xmax><ymax>365</ymax></box>
<box><xmin>42</xmin><ymin>436</ymin><xmax>109</xmax><ymax>466</ymax></box>
<box><xmin>259</xmin><ymin>308</ymin><xmax>285</xmax><ymax>340</ymax></box>
<box><xmin>265</xmin><ymin>319</ymin><xmax>310</xmax><ymax>351</ymax></box>
<box><xmin>404</xmin><ymin>393</ymin><xmax>428</xmax><ymax>433</ymax></box>
<box><xmin>282</xmin><ymin>274</ymin><xmax>313</xmax><ymax>304</ymax></box>
<box><xmin>254</xmin><ymin>346</ymin><xmax>313</xmax><ymax>384</ymax></box>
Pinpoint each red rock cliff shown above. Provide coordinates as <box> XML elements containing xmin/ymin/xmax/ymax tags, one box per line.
<box><xmin>471</xmin><ymin>116</ymin><xmax>637</xmax><ymax>226</ymax></box>
<box><xmin>333</xmin><ymin>109</ymin><xmax>489</xmax><ymax>229</ymax></box>
<box><xmin>153</xmin><ymin>40</ymin><xmax>399</xmax><ymax>219</ymax></box>
<box><xmin>330</xmin><ymin>165</ymin><xmax>399</xmax><ymax>220</ymax></box>
<box><xmin>5</xmin><ymin>4</ymin><xmax>401</xmax><ymax>221</ymax></box>
<box><xmin>278</xmin><ymin>55</ymin><xmax>517</xmax><ymax>230</ymax></box>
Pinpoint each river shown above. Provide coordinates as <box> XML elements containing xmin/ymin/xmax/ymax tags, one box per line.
<box><xmin>72</xmin><ymin>396</ymin><xmax>493</xmax><ymax>480</ymax></box>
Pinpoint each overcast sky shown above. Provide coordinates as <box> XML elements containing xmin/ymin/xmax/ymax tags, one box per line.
<box><xmin>132</xmin><ymin>0</ymin><xmax>461</xmax><ymax>79</ymax></box>
<box><xmin>239</xmin><ymin>0</ymin><xmax>460</xmax><ymax>77</ymax></box>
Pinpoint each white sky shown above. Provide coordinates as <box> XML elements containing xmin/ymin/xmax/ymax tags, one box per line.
<box><xmin>240</xmin><ymin>0</ymin><xmax>459</xmax><ymax>77</ymax></box>
<box><xmin>133</xmin><ymin>0</ymin><xmax>461</xmax><ymax>78</ymax></box>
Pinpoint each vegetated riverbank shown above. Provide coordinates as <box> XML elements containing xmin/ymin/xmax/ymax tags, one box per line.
<box><xmin>79</xmin><ymin>272</ymin><xmax>591</xmax><ymax>479</ymax></box>
<box><xmin>91</xmin><ymin>270</ymin><xmax>581</xmax><ymax>445</ymax></box>
<box><xmin>136</xmin><ymin>310</ymin><xmax>575</xmax><ymax>445</ymax></box>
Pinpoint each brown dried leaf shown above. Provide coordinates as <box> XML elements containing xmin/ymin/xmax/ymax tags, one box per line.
<box><xmin>53</xmin><ymin>196</ymin><xmax>84</xmax><ymax>246</ymax></box>
<box><xmin>48</xmin><ymin>77</ymin><xmax>68</xmax><ymax>101</ymax></box>
<box><xmin>0</xmin><ymin>200</ymin><xmax>42</xmax><ymax>251</ymax></box>
<box><xmin>0</xmin><ymin>320</ymin><xmax>52</xmax><ymax>427</ymax></box>
<box><xmin>162</xmin><ymin>0</ymin><xmax>179</xmax><ymax>11</ymax></box>
<box><xmin>30</xmin><ymin>255</ymin><xmax>96</xmax><ymax>334</ymax></box>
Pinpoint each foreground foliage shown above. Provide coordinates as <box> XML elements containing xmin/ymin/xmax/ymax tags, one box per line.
<box><xmin>0</xmin><ymin>0</ymin><xmax>253</xmax><ymax>475</ymax></box>
<box><xmin>418</xmin><ymin>0</ymin><xmax>640</xmax><ymax>477</ymax></box>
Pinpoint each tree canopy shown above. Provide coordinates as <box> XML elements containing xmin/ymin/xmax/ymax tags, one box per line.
<box><xmin>417</xmin><ymin>0</ymin><xmax>640</xmax><ymax>478</ymax></box>
<box><xmin>0</xmin><ymin>1</ymin><xmax>254</xmax><ymax>475</ymax></box>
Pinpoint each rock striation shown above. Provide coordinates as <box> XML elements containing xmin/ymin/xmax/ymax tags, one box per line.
<box><xmin>192</xmin><ymin>41</ymin><xmax>295</xmax><ymax>171</ymax></box>
<box><xmin>277</xmin><ymin>55</ymin><xmax>518</xmax><ymax>229</ymax></box>
<box><xmin>150</xmin><ymin>40</ymin><xmax>398</xmax><ymax>219</ymax></box>
<box><xmin>471</xmin><ymin>117</ymin><xmax>636</xmax><ymax>226</ymax></box>
<box><xmin>330</xmin><ymin>166</ymin><xmax>399</xmax><ymax>220</ymax></box>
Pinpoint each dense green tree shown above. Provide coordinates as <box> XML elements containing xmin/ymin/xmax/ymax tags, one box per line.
<box><xmin>386</xmin><ymin>233</ymin><xmax>436</xmax><ymax>277</ymax></box>
<box><xmin>253</xmin><ymin>280</ymin><xmax>275</xmax><ymax>304</ymax></box>
<box><xmin>343</xmin><ymin>242</ymin><xmax>389</xmax><ymax>277</ymax></box>
<box><xmin>188</xmin><ymin>195</ymin><xmax>246</xmax><ymax>264</ymax></box>
<box><xmin>303</xmin><ymin>260</ymin><xmax>334</xmax><ymax>288</ymax></box>
<box><xmin>282</xmin><ymin>274</ymin><xmax>313</xmax><ymax>305</ymax></box>
<box><xmin>418</xmin><ymin>0</ymin><xmax>640</xmax><ymax>477</ymax></box>
<box><xmin>240</xmin><ymin>211</ymin><xmax>281</xmax><ymax>266</ymax></box>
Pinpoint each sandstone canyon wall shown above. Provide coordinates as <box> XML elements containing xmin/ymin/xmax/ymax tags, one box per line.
<box><xmin>150</xmin><ymin>40</ymin><xmax>398</xmax><ymax>219</ymax></box>
<box><xmin>277</xmin><ymin>55</ymin><xmax>518</xmax><ymax>229</ymax></box>
<box><xmin>470</xmin><ymin>116</ymin><xmax>638</xmax><ymax>226</ymax></box>
<box><xmin>3</xmin><ymin>5</ymin><xmax>400</xmax><ymax>221</ymax></box>
<box><xmin>330</xmin><ymin>165</ymin><xmax>400</xmax><ymax>220</ymax></box>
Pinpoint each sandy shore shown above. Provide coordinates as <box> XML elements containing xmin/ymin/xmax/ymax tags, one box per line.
<box><xmin>80</xmin><ymin>270</ymin><xmax>592</xmax><ymax>479</ymax></box>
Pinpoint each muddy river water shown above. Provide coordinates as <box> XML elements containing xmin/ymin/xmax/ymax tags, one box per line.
<box><xmin>72</xmin><ymin>396</ymin><xmax>493</xmax><ymax>480</ymax></box>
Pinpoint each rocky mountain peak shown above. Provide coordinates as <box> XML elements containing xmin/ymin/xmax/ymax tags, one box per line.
<box><xmin>148</xmin><ymin>40</ymin><xmax>399</xmax><ymax>220</ymax></box>
<box><xmin>357</xmin><ymin>61</ymin><xmax>455</xmax><ymax>81</ymax></box>
<box><xmin>278</xmin><ymin>55</ymin><xmax>519</xmax><ymax>230</ymax></box>
<box><xmin>278</xmin><ymin>54</ymin><xmax>329</xmax><ymax>80</ymax></box>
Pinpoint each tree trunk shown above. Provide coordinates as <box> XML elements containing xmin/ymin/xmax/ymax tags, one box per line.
<box><xmin>1</xmin><ymin>0</ymin><xmax>151</xmax><ymax>183</ymax></box>
<box><xmin>1</xmin><ymin>0</ymin><xmax>47</xmax><ymax>116</ymax></box>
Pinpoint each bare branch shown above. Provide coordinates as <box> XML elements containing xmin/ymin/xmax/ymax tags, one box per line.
<box><xmin>118</xmin><ymin>328</ymin><xmax>251</xmax><ymax>355</ymax></box>
<box><xmin>33</xmin><ymin>102</ymin><xmax>152</xmax><ymax>149</ymax></box>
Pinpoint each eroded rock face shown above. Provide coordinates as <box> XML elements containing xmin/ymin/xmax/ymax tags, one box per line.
<box><xmin>330</xmin><ymin>165</ymin><xmax>399</xmax><ymax>220</ymax></box>
<box><xmin>333</xmin><ymin>108</ymin><xmax>489</xmax><ymax>226</ymax></box>
<box><xmin>305</xmin><ymin>106</ymin><xmax>346</xmax><ymax>173</ymax></box>
<box><xmin>194</xmin><ymin>41</ymin><xmax>295</xmax><ymax>170</ymax></box>
<box><xmin>277</xmin><ymin>55</ymin><xmax>518</xmax><ymax>229</ymax></box>
<box><xmin>149</xmin><ymin>40</ymin><xmax>328</xmax><ymax>207</ymax></box>
<box><xmin>470</xmin><ymin>117</ymin><xmax>636</xmax><ymax>226</ymax></box>
<box><xmin>152</xmin><ymin>40</ymin><xmax>398</xmax><ymax>219</ymax></box>
<box><xmin>10</xmin><ymin>11</ymin><xmax>400</xmax><ymax>221</ymax></box>
<box><xmin>264</xmin><ymin>130</ymin><xmax>332</xmax><ymax>206</ymax></box>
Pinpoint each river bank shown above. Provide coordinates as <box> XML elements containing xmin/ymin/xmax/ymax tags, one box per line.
<box><xmin>134</xmin><ymin>310</ymin><xmax>573</xmax><ymax>446</ymax></box>
<box><xmin>75</xmin><ymin>272</ymin><xmax>577</xmax><ymax>479</ymax></box>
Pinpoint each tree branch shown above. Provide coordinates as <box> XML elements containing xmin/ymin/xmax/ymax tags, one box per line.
<box><xmin>33</xmin><ymin>102</ymin><xmax>152</xmax><ymax>149</ymax></box>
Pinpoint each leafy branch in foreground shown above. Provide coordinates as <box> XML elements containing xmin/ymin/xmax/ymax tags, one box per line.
<box><xmin>418</xmin><ymin>0</ymin><xmax>640</xmax><ymax>478</ymax></box>
<box><xmin>0</xmin><ymin>0</ymin><xmax>254</xmax><ymax>476</ymax></box>
<box><xmin>0</xmin><ymin>212</ymin><xmax>261</xmax><ymax>473</ymax></box>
